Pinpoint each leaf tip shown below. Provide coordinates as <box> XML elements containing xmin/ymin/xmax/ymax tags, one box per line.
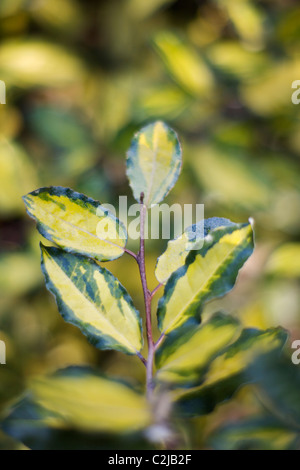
<box><xmin>248</xmin><ymin>217</ymin><xmax>255</xmax><ymax>229</ymax></box>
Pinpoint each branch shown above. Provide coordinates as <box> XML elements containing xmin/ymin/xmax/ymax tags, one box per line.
<box><xmin>150</xmin><ymin>282</ymin><xmax>163</xmax><ymax>299</ymax></box>
<box><xmin>136</xmin><ymin>351</ymin><xmax>147</xmax><ymax>366</ymax></box>
<box><xmin>137</xmin><ymin>192</ymin><xmax>155</xmax><ymax>399</ymax></box>
<box><xmin>124</xmin><ymin>247</ymin><xmax>138</xmax><ymax>260</ymax></box>
<box><xmin>154</xmin><ymin>333</ymin><xmax>165</xmax><ymax>351</ymax></box>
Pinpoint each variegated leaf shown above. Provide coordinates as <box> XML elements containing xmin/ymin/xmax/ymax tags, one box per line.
<box><xmin>155</xmin><ymin>313</ymin><xmax>241</xmax><ymax>386</ymax></box>
<box><xmin>153</xmin><ymin>31</ymin><xmax>214</xmax><ymax>96</ymax></box>
<box><xmin>41</xmin><ymin>244</ymin><xmax>143</xmax><ymax>355</ymax></box>
<box><xmin>210</xmin><ymin>417</ymin><xmax>298</xmax><ymax>451</ymax></box>
<box><xmin>157</xmin><ymin>222</ymin><xmax>254</xmax><ymax>334</ymax></box>
<box><xmin>175</xmin><ymin>327</ymin><xmax>288</xmax><ymax>417</ymax></box>
<box><xmin>29</xmin><ymin>367</ymin><xmax>151</xmax><ymax>433</ymax></box>
<box><xmin>155</xmin><ymin>217</ymin><xmax>237</xmax><ymax>284</ymax></box>
<box><xmin>248</xmin><ymin>352</ymin><xmax>300</xmax><ymax>428</ymax></box>
<box><xmin>126</xmin><ymin>121</ymin><xmax>182</xmax><ymax>206</ymax></box>
<box><xmin>23</xmin><ymin>186</ymin><xmax>127</xmax><ymax>261</ymax></box>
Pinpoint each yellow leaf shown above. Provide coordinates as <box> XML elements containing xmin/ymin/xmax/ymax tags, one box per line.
<box><xmin>30</xmin><ymin>369</ymin><xmax>151</xmax><ymax>433</ymax></box>
<box><xmin>41</xmin><ymin>245</ymin><xmax>143</xmax><ymax>355</ymax></box>
<box><xmin>23</xmin><ymin>186</ymin><xmax>127</xmax><ymax>261</ymax></box>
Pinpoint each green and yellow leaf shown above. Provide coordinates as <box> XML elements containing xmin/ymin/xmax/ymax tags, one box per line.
<box><xmin>188</xmin><ymin>144</ymin><xmax>271</xmax><ymax>209</ymax></box>
<box><xmin>210</xmin><ymin>416</ymin><xmax>298</xmax><ymax>450</ymax></box>
<box><xmin>217</xmin><ymin>0</ymin><xmax>265</xmax><ymax>47</ymax></box>
<box><xmin>157</xmin><ymin>222</ymin><xmax>254</xmax><ymax>334</ymax></box>
<box><xmin>23</xmin><ymin>186</ymin><xmax>127</xmax><ymax>261</ymax></box>
<box><xmin>155</xmin><ymin>217</ymin><xmax>237</xmax><ymax>284</ymax></box>
<box><xmin>126</xmin><ymin>121</ymin><xmax>182</xmax><ymax>206</ymax></box>
<box><xmin>0</xmin><ymin>139</ymin><xmax>38</xmax><ymax>216</ymax></box>
<box><xmin>29</xmin><ymin>367</ymin><xmax>151</xmax><ymax>433</ymax></box>
<box><xmin>153</xmin><ymin>31</ymin><xmax>214</xmax><ymax>96</ymax></box>
<box><xmin>0</xmin><ymin>39</ymin><xmax>85</xmax><ymax>88</ymax></box>
<box><xmin>200</xmin><ymin>328</ymin><xmax>286</xmax><ymax>389</ymax></box>
<box><xmin>248</xmin><ymin>354</ymin><xmax>300</xmax><ymax>427</ymax></box>
<box><xmin>176</xmin><ymin>327</ymin><xmax>288</xmax><ymax>417</ymax></box>
<box><xmin>155</xmin><ymin>313</ymin><xmax>241</xmax><ymax>386</ymax></box>
<box><xmin>41</xmin><ymin>245</ymin><xmax>143</xmax><ymax>355</ymax></box>
<box><xmin>136</xmin><ymin>85</ymin><xmax>190</xmax><ymax>120</ymax></box>
<box><xmin>266</xmin><ymin>243</ymin><xmax>300</xmax><ymax>278</ymax></box>
<box><xmin>207</xmin><ymin>41</ymin><xmax>269</xmax><ymax>80</ymax></box>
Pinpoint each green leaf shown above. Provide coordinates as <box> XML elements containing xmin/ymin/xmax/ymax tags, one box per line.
<box><xmin>135</xmin><ymin>85</ymin><xmax>190</xmax><ymax>120</ymax></box>
<box><xmin>175</xmin><ymin>327</ymin><xmax>288</xmax><ymax>417</ymax></box>
<box><xmin>217</xmin><ymin>0</ymin><xmax>265</xmax><ymax>47</ymax></box>
<box><xmin>155</xmin><ymin>217</ymin><xmax>237</xmax><ymax>284</ymax></box>
<box><xmin>207</xmin><ymin>41</ymin><xmax>269</xmax><ymax>80</ymax></box>
<box><xmin>126</xmin><ymin>121</ymin><xmax>182</xmax><ymax>206</ymax></box>
<box><xmin>0</xmin><ymin>139</ymin><xmax>38</xmax><ymax>216</ymax></box>
<box><xmin>157</xmin><ymin>222</ymin><xmax>254</xmax><ymax>334</ymax></box>
<box><xmin>31</xmin><ymin>0</ymin><xmax>85</xmax><ymax>35</ymax></box>
<box><xmin>0</xmin><ymin>251</ymin><xmax>42</xmax><ymax>298</ymax></box>
<box><xmin>210</xmin><ymin>416</ymin><xmax>298</xmax><ymax>450</ymax></box>
<box><xmin>248</xmin><ymin>355</ymin><xmax>300</xmax><ymax>428</ymax></box>
<box><xmin>0</xmin><ymin>431</ymin><xmax>27</xmax><ymax>451</ymax></box>
<box><xmin>188</xmin><ymin>144</ymin><xmax>271</xmax><ymax>210</ymax></box>
<box><xmin>266</xmin><ymin>243</ymin><xmax>300</xmax><ymax>278</ymax></box>
<box><xmin>153</xmin><ymin>31</ymin><xmax>214</xmax><ymax>96</ymax></box>
<box><xmin>155</xmin><ymin>313</ymin><xmax>241</xmax><ymax>386</ymax></box>
<box><xmin>0</xmin><ymin>39</ymin><xmax>85</xmax><ymax>88</ymax></box>
<box><xmin>28</xmin><ymin>106</ymin><xmax>91</xmax><ymax>151</ymax></box>
<box><xmin>2</xmin><ymin>405</ymin><xmax>151</xmax><ymax>449</ymax></box>
<box><xmin>23</xmin><ymin>186</ymin><xmax>127</xmax><ymax>262</ymax></box>
<box><xmin>5</xmin><ymin>367</ymin><xmax>151</xmax><ymax>434</ymax></box>
<box><xmin>240</xmin><ymin>58</ymin><xmax>300</xmax><ymax>116</ymax></box>
<box><xmin>40</xmin><ymin>245</ymin><xmax>143</xmax><ymax>355</ymax></box>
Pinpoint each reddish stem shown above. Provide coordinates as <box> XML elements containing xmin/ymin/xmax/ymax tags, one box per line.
<box><xmin>137</xmin><ymin>193</ymin><xmax>155</xmax><ymax>399</ymax></box>
<box><xmin>136</xmin><ymin>351</ymin><xmax>147</xmax><ymax>366</ymax></box>
<box><xmin>150</xmin><ymin>282</ymin><xmax>163</xmax><ymax>299</ymax></box>
<box><xmin>124</xmin><ymin>247</ymin><xmax>138</xmax><ymax>260</ymax></box>
<box><xmin>154</xmin><ymin>332</ymin><xmax>165</xmax><ymax>350</ymax></box>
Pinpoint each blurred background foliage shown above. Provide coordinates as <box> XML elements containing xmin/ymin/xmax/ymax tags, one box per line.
<box><xmin>0</xmin><ymin>0</ymin><xmax>300</xmax><ymax>450</ymax></box>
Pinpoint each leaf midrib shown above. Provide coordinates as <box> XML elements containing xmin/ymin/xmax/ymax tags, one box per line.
<box><xmin>145</xmin><ymin>129</ymin><xmax>159</xmax><ymax>206</ymax></box>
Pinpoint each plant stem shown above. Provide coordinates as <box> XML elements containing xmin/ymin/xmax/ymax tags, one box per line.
<box><xmin>124</xmin><ymin>247</ymin><xmax>138</xmax><ymax>260</ymax></box>
<box><xmin>136</xmin><ymin>351</ymin><xmax>147</xmax><ymax>366</ymax></box>
<box><xmin>154</xmin><ymin>332</ymin><xmax>165</xmax><ymax>350</ymax></box>
<box><xmin>150</xmin><ymin>282</ymin><xmax>163</xmax><ymax>299</ymax></box>
<box><xmin>137</xmin><ymin>193</ymin><xmax>155</xmax><ymax>399</ymax></box>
